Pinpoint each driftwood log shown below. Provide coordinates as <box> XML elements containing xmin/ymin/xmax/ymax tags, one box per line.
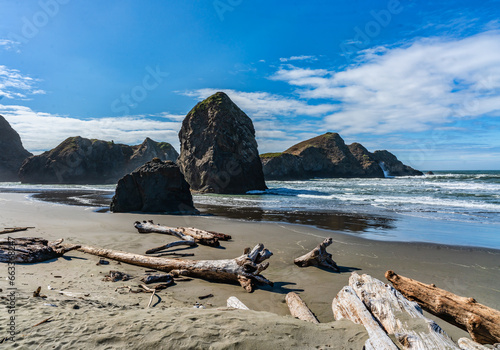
<box><xmin>227</xmin><ymin>296</ymin><xmax>250</xmax><ymax>310</ymax></box>
<box><xmin>0</xmin><ymin>237</ymin><xmax>80</xmax><ymax>263</ymax></box>
<box><xmin>285</xmin><ymin>292</ymin><xmax>319</xmax><ymax>324</ymax></box>
<box><xmin>294</xmin><ymin>238</ymin><xmax>339</xmax><ymax>271</ymax></box>
<box><xmin>71</xmin><ymin>243</ymin><xmax>273</xmax><ymax>292</ymax></box>
<box><xmin>134</xmin><ymin>220</ymin><xmax>231</xmax><ymax>247</ymax></box>
<box><xmin>458</xmin><ymin>338</ymin><xmax>491</xmax><ymax>350</ymax></box>
<box><xmin>350</xmin><ymin>273</ymin><xmax>458</xmax><ymax>349</ymax></box>
<box><xmin>0</xmin><ymin>227</ymin><xmax>35</xmax><ymax>235</ymax></box>
<box><xmin>333</xmin><ymin>284</ymin><xmax>398</xmax><ymax>350</ymax></box>
<box><xmin>386</xmin><ymin>270</ymin><xmax>500</xmax><ymax>344</ymax></box>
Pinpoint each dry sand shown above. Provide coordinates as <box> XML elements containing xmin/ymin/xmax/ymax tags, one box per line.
<box><xmin>1</xmin><ymin>192</ymin><xmax>499</xmax><ymax>349</ymax></box>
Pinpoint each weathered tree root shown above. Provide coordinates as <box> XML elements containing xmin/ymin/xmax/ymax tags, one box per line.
<box><xmin>0</xmin><ymin>237</ymin><xmax>80</xmax><ymax>263</ymax></box>
<box><xmin>72</xmin><ymin>243</ymin><xmax>273</xmax><ymax>292</ymax></box>
<box><xmin>294</xmin><ymin>238</ymin><xmax>339</xmax><ymax>271</ymax></box>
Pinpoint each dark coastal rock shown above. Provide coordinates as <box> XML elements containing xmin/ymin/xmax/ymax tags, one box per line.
<box><xmin>110</xmin><ymin>159</ymin><xmax>198</xmax><ymax>214</ymax></box>
<box><xmin>19</xmin><ymin>136</ymin><xmax>178</xmax><ymax>184</ymax></box>
<box><xmin>128</xmin><ymin>137</ymin><xmax>179</xmax><ymax>171</ymax></box>
<box><xmin>178</xmin><ymin>92</ymin><xmax>267</xmax><ymax>194</ymax></box>
<box><xmin>347</xmin><ymin>143</ymin><xmax>385</xmax><ymax>177</ymax></box>
<box><xmin>261</xmin><ymin>133</ymin><xmax>422</xmax><ymax>180</ymax></box>
<box><xmin>0</xmin><ymin>115</ymin><xmax>32</xmax><ymax>181</ymax></box>
<box><xmin>372</xmin><ymin>150</ymin><xmax>423</xmax><ymax>176</ymax></box>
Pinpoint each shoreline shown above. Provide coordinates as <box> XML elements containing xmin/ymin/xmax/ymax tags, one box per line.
<box><xmin>2</xmin><ymin>186</ymin><xmax>499</xmax><ymax>250</ymax></box>
<box><xmin>0</xmin><ymin>192</ymin><xmax>499</xmax><ymax>348</ymax></box>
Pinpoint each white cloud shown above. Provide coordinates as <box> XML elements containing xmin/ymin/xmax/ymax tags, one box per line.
<box><xmin>0</xmin><ymin>65</ymin><xmax>45</xmax><ymax>99</ymax></box>
<box><xmin>279</xmin><ymin>55</ymin><xmax>318</xmax><ymax>62</ymax></box>
<box><xmin>272</xmin><ymin>30</ymin><xmax>500</xmax><ymax>135</ymax></box>
<box><xmin>0</xmin><ymin>104</ymin><xmax>182</xmax><ymax>153</ymax></box>
<box><xmin>0</xmin><ymin>39</ymin><xmax>20</xmax><ymax>52</ymax></box>
<box><xmin>181</xmin><ymin>88</ymin><xmax>337</xmax><ymax>118</ymax></box>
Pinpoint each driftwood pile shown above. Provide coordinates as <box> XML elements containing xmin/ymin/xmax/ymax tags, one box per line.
<box><xmin>2</xmin><ymin>227</ymin><xmax>499</xmax><ymax>349</ymax></box>
<box><xmin>0</xmin><ymin>237</ymin><xmax>80</xmax><ymax>263</ymax></box>
<box><xmin>278</xmin><ymin>272</ymin><xmax>498</xmax><ymax>349</ymax></box>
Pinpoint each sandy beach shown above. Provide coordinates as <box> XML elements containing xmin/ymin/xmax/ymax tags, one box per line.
<box><xmin>1</xmin><ymin>192</ymin><xmax>500</xmax><ymax>349</ymax></box>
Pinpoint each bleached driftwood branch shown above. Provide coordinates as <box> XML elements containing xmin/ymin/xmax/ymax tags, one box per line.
<box><xmin>71</xmin><ymin>243</ymin><xmax>273</xmax><ymax>292</ymax></box>
<box><xmin>350</xmin><ymin>273</ymin><xmax>459</xmax><ymax>349</ymax></box>
<box><xmin>285</xmin><ymin>292</ymin><xmax>319</xmax><ymax>324</ymax></box>
<box><xmin>333</xmin><ymin>284</ymin><xmax>398</xmax><ymax>349</ymax></box>
<box><xmin>458</xmin><ymin>337</ymin><xmax>491</xmax><ymax>350</ymax></box>
<box><xmin>227</xmin><ymin>296</ymin><xmax>250</xmax><ymax>310</ymax></box>
<box><xmin>134</xmin><ymin>220</ymin><xmax>231</xmax><ymax>247</ymax></box>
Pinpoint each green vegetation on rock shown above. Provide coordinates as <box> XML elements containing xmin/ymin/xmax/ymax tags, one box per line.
<box><xmin>260</xmin><ymin>152</ymin><xmax>283</xmax><ymax>159</ymax></box>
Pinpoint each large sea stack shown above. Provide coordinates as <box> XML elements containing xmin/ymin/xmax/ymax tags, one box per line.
<box><xmin>178</xmin><ymin>92</ymin><xmax>267</xmax><ymax>194</ymax></box>
<box><xmin>110</xmin><ymin>159</ymin><xmax>198</xmax><ymax>214</ymax></box>
<box><xmin>19</xmin><ymin>136</ymin><xmax>178</xmax><ymax>184</ymax></box>
<box><xmin>261</xmin><ymin>133</ymin><xmax>422</xmax><ymax>180</ymax></box>
<box><xmin>0</xmin><ymin>115</ymin><xmax>32</xmax><ymax>181</ymax></box>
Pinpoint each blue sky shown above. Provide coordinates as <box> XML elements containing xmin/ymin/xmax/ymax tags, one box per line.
<box><xmin>1</xmin><ymin>0</ymin><xmax>500</xmax><ymax>170</ymax></box>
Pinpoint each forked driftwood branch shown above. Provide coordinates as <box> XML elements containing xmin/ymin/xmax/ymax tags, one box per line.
<box><xmin>134</xmin><ymin>220</ymin><xmax>231</xmax><ymax>247</ymax></box>
<box><xmin>0</xmin><ymin>237</ymin><xmax>80</xmax><ymax>263</ymax></box>
<box><xmin>71</xmin><ymin>243</ymin><xmax>273</xmax><ymax>292</ymax></box>
<box><xmin>386</xmin><ymin>270</ymin><xmax>500</xmax><ymax>345</ymax></box>
<box><xmin>294</xmin><ymin>238</ymin><xmax>339</xmax><ymax>271</ymax></box>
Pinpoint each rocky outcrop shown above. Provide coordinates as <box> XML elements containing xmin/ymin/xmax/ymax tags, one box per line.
<box><xmin>178</xmin><ymin>92</ymin><xmax>267</xmax><ymax>194</ymax></box>
<box><xmin>261</xmin><ymin>133</ymin><xmax>422</xmax><ymax>180</ymax></box>
<box><xmin>372</xmin><ymin>150</ymin><xmax>422</xmax><ymax>177</ymax></box>
<box><xmin>19</xmin><ymin>137</ymin><xmax>178</xmax><ymax>184</ymax></box>
<box><xmin>110</xmin><ymin>159</ymin><xmax>198</xmax><ymax>214</ymax></box>
<box><xmin>129</xmin><ymin>137</ymin><xmax>179</xmax><ymax>170</ymax></box>
<box><xmin>0</xmin><ymin>115</ymin><xmax>32</xmax><ymax>181</ymax></box>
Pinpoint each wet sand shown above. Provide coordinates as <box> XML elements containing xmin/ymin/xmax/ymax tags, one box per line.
<box><xmin>0</xmin><ymin>192</ymin><xmax>499</xmax><ymax>349</ymax></box>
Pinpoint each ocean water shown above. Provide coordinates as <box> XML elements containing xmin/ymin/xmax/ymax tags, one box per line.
<box><xmin>1</xmin><ymin>171</ymin><xmax>499</xmax><ymax>249</ymax></box>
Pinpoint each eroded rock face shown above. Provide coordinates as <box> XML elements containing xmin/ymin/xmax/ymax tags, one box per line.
<box><xmin>19</xmin><ymin>136</ymin><xmax>178</xmax><ymax>184</ymax></box>
<box><xmin>261</xmin><ymin>133</ymin><xmax>422</xmax><ymax>180</ymax></box>
<box><xmin>0</xmin><ymin>115</ymin><xmax>32</xmax><ymax>181</ymax></box>
<box><xmin>178</xmin><ymin>92</ymin><xmax>267</xmax><ymax>194</ymax></box>
<box><xmin>110</xmin><ymin>159</ymin><xmax>198</xmax><ymax>214</ymax></box>
<box><xmin>372</xmin><ymin>150</ymin><xmax>422</xmax><ymax>177</ymax></box>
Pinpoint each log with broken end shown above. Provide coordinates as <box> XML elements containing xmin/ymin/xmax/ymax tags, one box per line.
<box><xmin>0</xmin><ymin>237</ymin><xmax>80</xmax><ymax>263</ymax></box>
<box><xmin>285</xmin><ymin>292</ymin><xmax>319</xmax><ymax>324</ymax></box>
<box><xmin>386</xmin><ymin>270</ymin><xmax>500</xmax><ymax>345</ymax></box>
<box><xmin>71</xmin><ymin>243</ymin><xmax>273</xmax><ymax>292</ymax></box>
<box><xmin>134</xmin><ymin>220</ymin><xmax>231</xmax><ymax>247</ymax></box>
<box><xmin>332</xmin><ymin>285</ymin><xmax>399</xmax><ymax>349</ymax></box>
<box><xmin>350</xmin><ymin>272</ymin><xmax>459</xmax><ymax>349</ymax></box>
<box><xmin>294</xmin><ymin>237</ymin><xmax>339</xmax><ymax>271</ymax></box>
